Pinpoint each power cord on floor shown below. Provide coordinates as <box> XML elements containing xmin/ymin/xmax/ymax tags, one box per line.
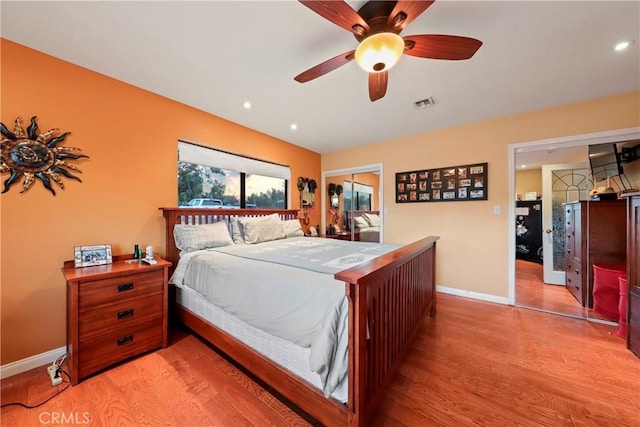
<box><xmin>1</xmin><ymin>359</ymin><xmax>72</xmax><ymax>409</ymax></box>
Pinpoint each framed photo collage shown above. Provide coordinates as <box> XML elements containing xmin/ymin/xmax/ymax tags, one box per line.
<box><xmin>396</xmin><ymin>162</ymin><xmax>488</xmax><ymax>203</ymax></box>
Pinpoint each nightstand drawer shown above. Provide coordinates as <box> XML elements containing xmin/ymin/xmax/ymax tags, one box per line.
<box><xmin>79</xmin><ymin>270</ymin><xmax>163</xmax><ymax>312</ymax></box>
<box><xmin>79</xmin><ymin>294</ymin><xmax>163</xmax><ymax>342</ymax></box>
<box><xmin>78</xmin><ymin>321</ymin><xmax>163</xmax><ymax>379</ymax></box>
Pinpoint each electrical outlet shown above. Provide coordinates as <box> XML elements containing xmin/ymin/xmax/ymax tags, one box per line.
<box><xmin>47</xmin><ymin>364</ymin><xmax>62</xmax><ymax>386</ymax></box>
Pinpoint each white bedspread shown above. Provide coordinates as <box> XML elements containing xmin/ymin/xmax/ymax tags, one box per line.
<box><xmin>170</xmin><ymin>237</ymin><xmax>398</xmax><ymax>396</ymax></box>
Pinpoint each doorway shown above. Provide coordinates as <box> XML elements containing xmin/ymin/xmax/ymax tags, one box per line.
<box><xmin>508</xmin><ymin>127</ymin><xmax>640</xmax><ymax>320</ymax></box>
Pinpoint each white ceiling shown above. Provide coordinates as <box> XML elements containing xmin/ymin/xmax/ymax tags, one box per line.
<box><xmin>2</xmin><ymin>1</ymin><xmax>639</xmax><ymax>154</ymax></box>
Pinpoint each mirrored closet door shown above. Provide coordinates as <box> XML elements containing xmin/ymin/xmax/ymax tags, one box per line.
<box><xmin>322</xmin><ymin>165</ymin><xmax>383</xmax><ymax>242</ymax></box>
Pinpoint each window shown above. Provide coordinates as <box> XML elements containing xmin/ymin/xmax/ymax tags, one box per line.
<box><xmin>178</xmin><ymin>141</ymin><xmax>289</xmax><ymax>208</ymax></box>
<box><xmin>245</xmin><ymin>174</ymin><xmax>285</xmax><ymax>208</ymax></box>
<box><xmin>343</xmin><ymin>181</ymin><xmax>372</xmax><ymax>211</ymax></box>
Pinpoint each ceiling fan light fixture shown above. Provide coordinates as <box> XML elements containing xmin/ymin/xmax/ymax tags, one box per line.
<box><xmin>355</xmin><ymin>32</ymin><xmax>404</xmax><ymax>73</ymax></box>
<box><xmin>614</xmin><ymin>39</ymin><xmax>635</xmax><ymax>51</ymax></box>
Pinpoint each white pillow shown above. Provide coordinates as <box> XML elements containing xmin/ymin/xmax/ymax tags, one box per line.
<box><xmin>230</xmin><ymin>217</ymin><xmax>245</xmax><ymax>244</ymax></box>
<box><xmin>282</xmin><ymin>219</ymin><xmax>304</xmax><ymax>238</ymax></box>
<box><xmin>241</xmin><ymin>214</ymin><xmax>285</xmax><ymax>244</ymax></box>
<box><xmin>353</xmin><ymin>216</ymin><xmax>369</xmax><ymax>230</ymax></box>
<box><xmin>363</xmin><ymin>213</ymin><xmax>380</xmax><ymax>227</ymax></box>
<box><xmin>174</xmin><ymin>222</ymin><xmax>233</xmax><ymax>252</ymax></box>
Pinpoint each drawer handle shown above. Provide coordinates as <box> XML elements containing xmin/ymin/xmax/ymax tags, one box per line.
<box><xmin>575</xmin><ymin>269</ymin><xmax>579</xmax><ymax>275</ymax></box>
<box><xmin>117</xmin><ymin>283</ymin><xmax>134</xmax><ymax>292</ymax></box>
<box><xmin>117</xmin><ymin>335</ymin><xmax>133</xmax><ymax>346</ymax></box>
<box><xmin>117</xmin><ymin>309</ymin><xmax>134</xmax><ymax>319</ymax></box>
<box><xmin>567</xmin><ymin>250</ymin><xmax>571</xmax><ymax>254</ymax></box>
<box><xmin>567</xmin><ymin>278</ymin><xmax>572</xmax><ymax>283</ymax></box>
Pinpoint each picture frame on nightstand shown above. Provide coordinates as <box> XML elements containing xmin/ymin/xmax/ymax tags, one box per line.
<box><xmin>74</xmin><ymin>244</ymin><xmax>112</xmax><ymax>268</ymax></box>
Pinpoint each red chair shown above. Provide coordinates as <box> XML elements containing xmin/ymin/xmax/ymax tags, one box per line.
<box><xmin>592</xmin><ymin>264</ymin><xmax>626</xmax><ymax>322</ymax></box>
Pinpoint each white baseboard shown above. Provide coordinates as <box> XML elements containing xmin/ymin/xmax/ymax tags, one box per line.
<box><xmin>437</xmin><ymin>285</ymin><xmax>510</xmax><ymax>305</ymax></box>
<box><xmin>0</xmin><ymin>346</ymin><xmax>66</xmax><ymax>380</ymax></box>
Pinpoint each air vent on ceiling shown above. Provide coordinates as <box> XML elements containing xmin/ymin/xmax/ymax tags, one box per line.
<box><xmin>414</xmin><ymin>97</ymin><xmax>435</xmax><ymax>109</ymax></box>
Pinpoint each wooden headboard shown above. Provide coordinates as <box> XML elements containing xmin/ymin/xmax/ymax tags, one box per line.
<box><xmin>159</xmin><ymin>208</ymin><xmax>299</xmax><ymax>273</ymax></box>
<box><xmin>343</xmin><ymin>210</ymin><xmax>380</xmax><ymax>231</ymax></box>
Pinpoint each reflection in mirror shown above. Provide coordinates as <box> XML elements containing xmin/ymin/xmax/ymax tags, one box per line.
<box><xmin>514</xmin><ymin>146</ymin><xmax>593</xmax><ymax>320</ymax></box>
<box><xmin>298</xmin><ymin>176</ymin><xmax>317</xmax><ymax>227</ymax></box>
<box><xmin>298</xmin><ymin>176</ymin><xmax>316</xmax><ymax>207</ymax></box>
<box><xmin>344</xmin><ymin>173</ymin><xmax>379</xmax><ymax>243</ymax></box>
<box><xmin>322</xmin><ymin>166</ymin><xmax>382</xmax><ymax>242</ymax></box>
<box><xmin>301</xmin><ymin>186</ymin><xmax>313</xmax><ymax>207</ymax></box>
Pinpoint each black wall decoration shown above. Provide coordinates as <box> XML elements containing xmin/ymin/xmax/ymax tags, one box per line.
<box><xmin>0</xmin><ymin>116</ymin><xmax>88</xmax><ymax>195</ymax></box>
<box><xmin>396</xmin><ymin>162</ymin><xmax>488</xmax><ymax>203</ymax></box>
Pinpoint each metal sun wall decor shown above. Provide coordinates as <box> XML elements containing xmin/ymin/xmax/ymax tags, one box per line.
<box><xmin>0</xmin><ymin>116</ymin><xmax>88</xmax><ymax>195</ymax></box>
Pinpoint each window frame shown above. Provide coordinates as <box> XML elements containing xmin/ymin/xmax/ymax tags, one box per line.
<box><xmin>178</xmin><ymin>140</ymin><xmax>289</xmax><ymax>209</ymax></box>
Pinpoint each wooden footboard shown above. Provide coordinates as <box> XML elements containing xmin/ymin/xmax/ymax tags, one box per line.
<box><xmin>160</xmin><ymin>208</ymin><xmax>437</xmax><ymax>426</ymax></box>
<box><xmin>336</xmin><ymin>236</ymin><xmax>438</xmax><ymax>426</ymax></box>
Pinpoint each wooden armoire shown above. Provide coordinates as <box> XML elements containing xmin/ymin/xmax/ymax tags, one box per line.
<box><xmin>623</xmin><ymin>192</ymin><xmax>640</xmax><ymax>357</ymax></box>
<box><xmin>563</xmin><ymin>200</ymin><xmax>626</xmax><ymax>307</ymax></box>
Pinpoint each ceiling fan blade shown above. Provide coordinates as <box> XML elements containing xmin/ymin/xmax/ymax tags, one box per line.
<box><xmin>294</xmin><ymin>50</ymin><xmax>356</xmax><ymax>83</ymax></box>
<box><xmin>368</xmin><ymin>71</ymin><xmax>388</xmax><ymax>102</ymax></box>
<box><xmin>299</xmin><ymin>1</ymin><xmax>369</xmax><ymax>35</ymax></box>
<box><xmin>388</xmin><ymin>1</ymin><xmax>435</xmax><ymax>31</ymax></box>
<box><xmin>403</xmin><ymin>34</ymin><xmax>482</xmax><ymax>60</ymax></box>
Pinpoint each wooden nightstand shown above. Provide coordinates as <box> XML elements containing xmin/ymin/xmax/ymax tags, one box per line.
<box><xmin>62</xmin><ymin>255</ymin><xmax>171</xmax><ymax>384</ymax></box>
<box><xmin>322</xmin><ymin>231</ymin><xmax>360</xmax><ymax>241</ymax></box>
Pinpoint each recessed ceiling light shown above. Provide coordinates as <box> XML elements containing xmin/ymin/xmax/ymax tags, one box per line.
<box><xmin>290</xmin><ymin>123</ymin><xmax>298</xmax><ymax>131</ymax></box>
<box><xmin>243</xmin><ymin>101</ymin><xmax>251</xmax><ymax>109</ymax></box>
<box><xmin>614</xmin><ymin>40</ymin><xmax>635</xmax><ymax>51</ymax></box>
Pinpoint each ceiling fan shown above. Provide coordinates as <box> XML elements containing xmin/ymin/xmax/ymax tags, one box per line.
<box><xmin>294</xmin><ymin>0</ymin><xmax>482</xmax><ymax>102</ymax></box>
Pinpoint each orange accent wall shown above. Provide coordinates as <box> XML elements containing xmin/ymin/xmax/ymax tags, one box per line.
<box><xmin>0</xmin><ymin>39</ymin><xmax>320</xmax><ymax>365</ymax></box>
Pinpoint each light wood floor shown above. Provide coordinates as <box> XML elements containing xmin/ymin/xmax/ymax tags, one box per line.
<box><xmin>2</xmin><ymin>293</ymin><xmax>638</xmax><ymax>426</ymax></box>
<box><xmin>515</xmin><ymin>259</ymin><xmax>616</xmax><ymax>323</ymax></box>
<box><xmin>515</xmin><ymin>259</ymin><xmax>587</xmax><ymax>317</ymax></box>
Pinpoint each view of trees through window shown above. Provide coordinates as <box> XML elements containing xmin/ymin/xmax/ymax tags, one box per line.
<box><xmin>343</xmin><ymin>182</ymin><xmax>372</xmax><ymax>211</ymax></box>
<box><xmin>343</xmin><ymin>192</ymin><xmax>372</xmax><ymax>211</ymax></box>
<box><xmin>178</xmin><ymin>161</ymin><xmax>286</xmax><ymax>208</ymax></box>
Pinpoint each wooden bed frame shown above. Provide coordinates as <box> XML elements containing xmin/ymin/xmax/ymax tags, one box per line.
<box><xmin>161</xmin><ymin>207</ymin><xmax>438</xmax><ymax>427</ymax></box>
